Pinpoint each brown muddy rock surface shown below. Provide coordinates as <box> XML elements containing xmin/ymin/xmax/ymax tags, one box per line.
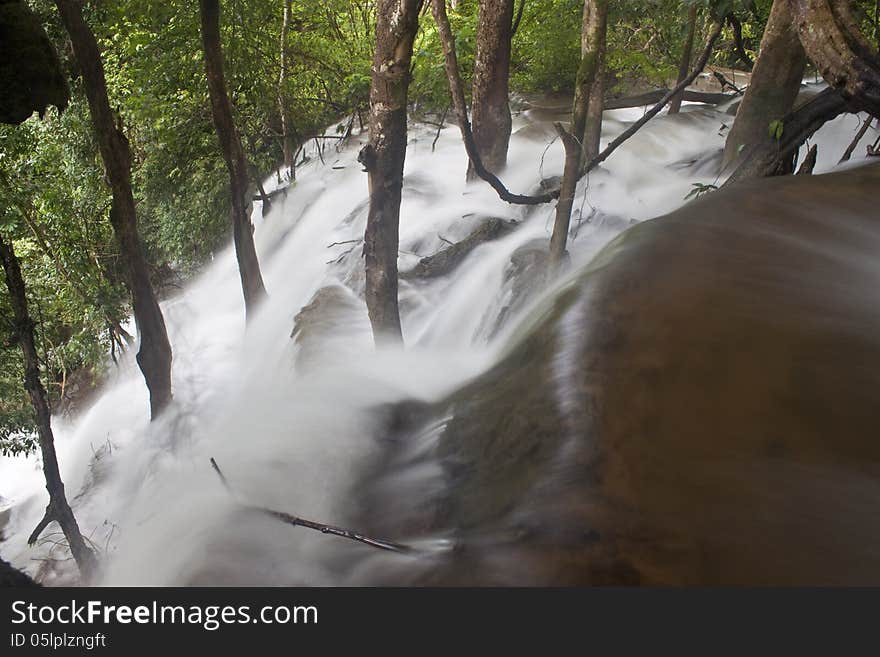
<box><xmin>364</xmin><ymin>163</ymin><xmax>880</xmax><ymax>585</ymax></box>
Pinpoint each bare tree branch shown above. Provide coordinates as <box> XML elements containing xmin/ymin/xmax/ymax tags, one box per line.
<box><xmin>210</xmin><ymin>458</ymin><xmax>413</xmax><ymax>554</ymax></box>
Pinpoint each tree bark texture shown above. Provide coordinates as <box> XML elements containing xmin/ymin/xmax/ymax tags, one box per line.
<box><xmin>723</xmin><ymin>0</ymin><xmax>806</xmax><ymax>169</ymax></box>
<box><xmin>581</xmin><ymin>0</ymin><xmax>608</xmax><ymax>159</ymax></box>
<box><xmin>0</xmin><ymin>232</ymin><xmax>97</xmax><ymax>582</ymax></box>
<box><xmin>572</xmin><ymin>0</ymin><xmax>608</xmax><ymax>168</ymax></box>
<box><xmin>359</xmin><ymin>0</ymin><xmax>421</xmax><ymax>343</ymax></box>
<box><xmin>788</xmin><ymin>0</ymin><xmax>880</xmax><ymax>117</ymax></box>
<box><xmin>669</xmin><ymin>3</ymin><xmax>699</xmax><ymax>115</ymax></box>
<box><xmin>467</xmin><ymin>0</ymin><xmax>515</xmax><ymax>179</ymax></box>
<box><xmin>55</xmin><ymin>0</ymin><xmax>172</xmax><ymax>420</ymax></box>
<box><xmin>200</xmin><ymin>0</ymin><xmax>268</xmax><ymax>322</ymax></box>
<box><xmin>548</xmin><ymin>124</ymin><xmax>582</xmax><ymax>271</ymax></box>
<box><xmin>549</xmin><ymin>0</ymin><xmax>608</xmax><ymax>269</ymax></box>
<box><xmin>431</xmin><ymin>0</ymin><xmax>558</xmax><ymax>205</ymax></box>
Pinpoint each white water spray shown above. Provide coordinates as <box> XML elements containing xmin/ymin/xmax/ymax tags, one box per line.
<box><xmin>0</xmin><ymin>86</ymin><xmax>875</xmax><ymax>585</ymax></box>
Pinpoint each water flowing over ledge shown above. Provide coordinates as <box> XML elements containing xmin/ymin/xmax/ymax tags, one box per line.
<box><xmin>1</xmin><ymin>92</ymin><xmax>877</xmax><ymax>585</ymax></box>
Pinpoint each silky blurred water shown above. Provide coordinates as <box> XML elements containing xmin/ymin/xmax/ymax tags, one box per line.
<box><xmin>0</xmin><ymin>86</ymin><xmax>875</xmax><ymax>585</ymax></box>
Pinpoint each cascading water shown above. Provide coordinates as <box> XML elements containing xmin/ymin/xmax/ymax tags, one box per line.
<box><xmin>0</xmin><ymin>86</ymin><xmax>876</xmax><ymax>585</ymax></box>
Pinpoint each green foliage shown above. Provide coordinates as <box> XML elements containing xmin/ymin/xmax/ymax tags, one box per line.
<box><xmin>684</xmin><ymin>181</ymin><xmax>718</xmax><ymax>200</ymax></box>
<box><xmin>511</xmin><ymin>0</ymin><xmax>582</xmax><ymax>93</ymax></box>
<box><xmin>768</xmin><ymin>119</ymin><xmax>784</xmax><ymax>141</ymax></box>
<box><xmin>0</xmin><ymin>105</ymin><xmax>124</xmax><ymax>453</ymax></box>
<box><xmin>412</xmin><ymin>1</ymin><xmax>478</xmax><ymax>109</ymax></box>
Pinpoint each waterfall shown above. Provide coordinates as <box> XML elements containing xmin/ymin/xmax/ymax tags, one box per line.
<box><xmin>0</xmin><ymin>87</ymin><xmax>875</xmax><ymax>585</ymax></box>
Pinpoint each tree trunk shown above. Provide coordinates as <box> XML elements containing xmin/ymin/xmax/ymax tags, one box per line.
<box><xmin>0</xmin><ymin>232</ymin><xmax>97</xmax><ymax>582</ymax></box>
<box><xmin>200</xmin><ymin>0</ymin><xmax>268</xmax><ymax>322</ymax></box>
<box><xmin>580</xmin><ymin>0</ymin><xmax>608</xmax><ymax>160</ymax></box>
<box><xmin>669</xmin><ymin>4</ymin><xmax>699</xmax><ymax>115</ymax></box>
<box><xmin>358</xmin><ymin>0</ymin><xmax>420</xmax><ymax>344</ymax></box>
<box><xmin>722</xmin><ymin>0</ymin><xmax>806</xmax><ymax>170</ymax></box>
<box><xmin>583</xmin><ymin>21</ymin><xmax>724</xmax><ymax>176</ymax></box>
<box><xmin>54</xmin><ymin>0</ymin><xmax>172</xmax><ymax>420</ymax></box>
<box><xmin>788</xmin><ymin>0</ymin><xmax>880</xmax><ymax>117</ymax></box>
<box><xmin>278</xmin><ymin>0</ymin><xmax>295</xmax><ymax>180</ymax></box>
<box><xmin>549</xmin><ymin>0</ymin><xmax>608</xmax><ymax>270</ymax></box>
<box><xmin>431</xmin><ymin>0</ymin><xmax>558</xmax><ymax>205</ymax></box>
<box><xmin>548</xmin><ymin>124</ymin><xmax>582</xmax><ymax>272</ymax></box>
<box><xmin>724</xmin><ymin>87</ymin><xmax>848</xmax><ymax>184</ymax></box>
<box><xmin>572</xmin><ymin>0</ymin><xmax>609</xmax><ymax>169</ymax></box>
<box><xmin>466</xmin><ymin>0</ymin><xmax>515</xmax><ymax>179</ymax></box>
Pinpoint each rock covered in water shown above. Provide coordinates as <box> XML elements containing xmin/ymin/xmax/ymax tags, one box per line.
<box><xmin>401</xmin><ymin>217</ymin><xmax>517</xmax><ymax>281</ymax></box>
<box><xmin>361</xmin><ymin>163</ymin><xmax>880</xmax><ymax>585</ymax></box>
<box><xmin>290</xmin><ymin>285</ymin><xmax>369</xmax><ymax>370</ymax></box>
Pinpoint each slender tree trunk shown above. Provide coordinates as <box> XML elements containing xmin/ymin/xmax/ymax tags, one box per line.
<box><xmin>548</xmin><ymin>0</ymin><xmax>609</xmax><ymax>270</ymax></box>
<box><xmin>722</xmin><ymin>0</ymin><xmax>806</xmax><ymax>169</ymax></box>
<box><xmin>584</xmin><ymin>20</ymin><xmax>724</xmax><ymax>175</ymax></box>
<box><xmin>727</xmin><ymin>13</ymin><xmax>754</xmax><ymax>71</ymax></box>
<box><xmin>54</xmin><ymin>0</ymin><xmax>172</xmax><ymax>420</ymax></box>
<box><xmin>581</xmin><ymin>0</ymin><xmax>608</xmax><ymax>160</ymax></box>
<box><xmin>357</xmin><ymin>0</ymin><xmax>420</xmax><ymax>344</ymax></box>
<box><xmin>669</xmin><ymin>4</ymin><xmax>698</xmax><ymax>115</ymax></box>
<box><xmin>572</xmin><ymin>0</ymin><xmax>609</xmax><ymax>169</ymax></box>
<box><xmin>278</xmin><ymin>0</ymin><xmax>295</xmax><ymax>180</ymax></box>
<box><xmin>0</xmin><ymin>232</ymin><xmax>97</xmax><ymax>582</ymax></box>
<box><xmin>466</xmin><ymin>0</ymin><xmax>515</xmax><ymax>179</ymax></box>
<box><xmin>200</xmin><ymin>0</ymin><xmax>268</xmax><ymax>322</ymax></box>
<box><xmin>548</xmin><ymin>125</ymin><xmax>582</xmax><ymax>271</ymax></box>
<box><xmin>431</xmin><ymin>0</ymin><xmax>558</xmax><ymax>205</ymax></box>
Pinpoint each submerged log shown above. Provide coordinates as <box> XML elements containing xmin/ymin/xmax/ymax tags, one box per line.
<box><xmin>401</xmin><ymin>218</ymin><xmax>516</xmax><ymax>280</ymax></box>
<box><xmin>604</xmin><ymin>89</ymin><xmax>734</xmax><ymax>110</ymax></box>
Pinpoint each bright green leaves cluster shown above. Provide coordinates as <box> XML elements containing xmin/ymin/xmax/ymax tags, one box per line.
<box><xmin>768</xmin><ymin>119</ymin><xmax>784</xmax><ymax>141</ymax></box>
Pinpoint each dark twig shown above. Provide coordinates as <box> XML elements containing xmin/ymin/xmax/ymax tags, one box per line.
<box><xmin>326</xmin><ymin>239</ymin><xmax>362</xmax><ymax>248</ymax></box>
<box><xmin>209</xmin><ymin>458</ymin><xmax>413</xmax><ymax>553</ymax></box>
<box><xmin>712</xmin><ymin>69</ymin><xmax>744</xmax><ymax>95</ymax></box>
<box><xmin>839</xmin><ymin>115</ymin><xmax>873</xmax><ymax>163</ymax></box>
<box><xmin>512</xmin><ymin>0</ymin><xmax>526</xmax><ymax>37</ymax></box>
<box><xmin>432</xmin><ymin>106</ymin><xmax>449</xmax><ymax>152</ymax></box>
<box><xmin>726</xmin><ymin>13</ymin><xmax>754</xmax><ymax>71</ymax></box>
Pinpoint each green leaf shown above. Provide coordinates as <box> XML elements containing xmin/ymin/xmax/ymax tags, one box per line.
<box><xmin>768</xmin><ymin>120</ymin><xmax>784</xmax><ymax>141</ymax></box>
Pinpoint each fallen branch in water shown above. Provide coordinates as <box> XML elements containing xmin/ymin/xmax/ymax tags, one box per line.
<box><xmin>209</xmin><ymin>458</ymin><xmax>412</xmax><ymax>553</ymax></box>
<box><xmin>796</xmin><ymin>144</ymin><xmax>818</xmax><ymax>175</ymax></box>
<box><xmin>603</xmin><ymin>89</ymin><xmax>734</xmax><ymax>110</ymax></box>
<box><xmin>839</xmin><ymin>115</ymin><xmax>873</xmax><ymax>163</ymax></box>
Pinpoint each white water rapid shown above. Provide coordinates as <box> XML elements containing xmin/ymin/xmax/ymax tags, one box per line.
<box><xmin>1</xmin><ymin>85</ymin><xmax>876</xmax><ymax>585</ymax></box>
